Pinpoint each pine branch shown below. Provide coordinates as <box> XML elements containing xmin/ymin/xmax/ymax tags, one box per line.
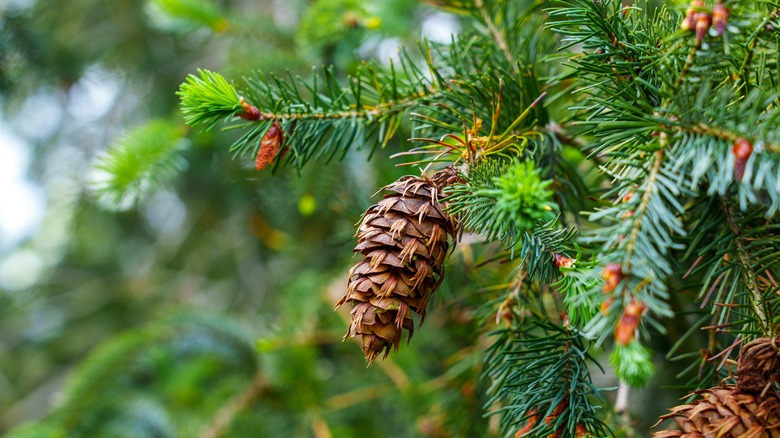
<box><xmin>473</xmin><ymin>0</ymin><xmax>515</xmax><ymax>73</ymax></box>
<box><xmin>89</xmin><ymin>120</ymin><xmax>189</xmax><ymax>211</ymax></box>
<box><xmin>179</xmin><ymin>53</ymin><xmax>444</xmax><ymax>169</ymax></box>
<box><xmin>722</xmin><ymin>200</ymin><xmax>779</xmax><ymax>337</ymax></box>
<box><xmin>665</xmin><ymin>87</ymin><xmax>780</xmax><ymax>215</ymax></box>
<box><xmin>445</xmin><ymin>159</ymin><xmax>558</xmax><ymax>246</ymax></box>
<box><xmin>483</xmin><ymin>319</ymin><xmax>609</xmax><ymax>437</ymax></box>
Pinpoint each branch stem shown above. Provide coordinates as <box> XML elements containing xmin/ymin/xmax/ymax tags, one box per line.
<box><xmin>623</xmin><ymin>149</ymin><xmax>665</xmax><ymax>271</ymax></box>
<box><xmin>722</xmin><ymin>200</ymin><xmax>775</xmax><ymax>337</ymax></box>
<box><xmin>240</xmin><ymin>88</ymin><xmax>440</xmax><ymax>122</ymax></box>
<box><xmin>200</xmin><ymin>373</ymin><xmax>267</xmax><ymax>438</ymax></box>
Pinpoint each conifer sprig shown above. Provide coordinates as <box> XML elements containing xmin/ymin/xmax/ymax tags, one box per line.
<box><xmin>517</xmin><ymin>220</ymin><xmax>577</xmax><ymax>285</ymax></box>
<box><xmin>178</xmin><ymin>52</ymin><xmax>446</xmax><ymax>169</ymax></box>
<box><xmin>179</xmin><ymin>69</ymin><xmax>243</xmax><ymax>130</ymax></box>
<box><xmin>446</xmin><ymin>159</ymin><xmax>558</xmax><ymax>245</ymax></box>
<box><xmin>163</xmin><ymin>0</ymin><xmax>780</xmax><ymax>434</ymax></box>
<box><xmin>483</xmin><ymin>319</ymin><xmax>609</xmax><ymax>437</ymax></box>
<box><xmin>89</xmin><ymin>120</ymin><xmax>189</xmax><ymax>211</ymax></box>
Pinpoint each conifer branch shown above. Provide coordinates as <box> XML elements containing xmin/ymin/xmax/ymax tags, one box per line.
<box><xmin>484</xmin><ymin>319</ymin><xmax>609</xmax><ymax>437</ymax></box>
<box><xmin>445</xmin><ymin>159</ymin><xmax>558</xmax><ymax>246</ymax></box>
<box><xmin>89</xmin><ymin>121</ymin><xmax>189</xmax><ymax>211</ymax></box>
<box><xmin>676</xmin><ymin>123</ymin><xmax>780</xmax><ymax>156</ymax></box>
<box><xmin>623</xmin><ymin>150</ymin><xmax>666</xmax><ymax>270</ymax></box>
<box><xmin>179</xmin><ymin>58</ymin><xmax>447</xmax><ymax>168</ymax></box>
<box><xmin>722</xmin><ymin>199</ymin><xmax>776</xmax><ymax>337</ymax></box>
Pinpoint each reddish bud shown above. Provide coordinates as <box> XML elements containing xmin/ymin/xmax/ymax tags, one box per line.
<box><xmin>239</xmin><ymin>97</ymin><xmax>262</xmax><ymax>121</ymax></box>
<box><xmin>545</xmin><ymin>399</ymin><xmax>568</xmax><ymax>424</ymax></box>
<box><xmin>256</xmin><ymin>121</ymin><xmax>285</xmax><ymax>171</ymax></box>
<box><xmin>602</xmin><ymin>262</ymin><xmax>623</xmax><ymax>293</ymax></box>
<box><xmin>622</xmin><ymin>191</ymin><xmax>635</xmax><ymax>203</ymax></box>
<box><xmin>625</xmin><ymin>299</ymin><xmax>646</xmax><ymax>316</ymax></box>
<box><xmin>732</xmin><ymin>138</ymin><xmax>754</xmax><ymax>182</ymax></box>
<box><xmin>615</xmin><ymin>299</ymin><xmax>646</xmax><ymax>345</ymax></box>
<box><xmin>712</xmin><ymin>3</ymin><xmax>729</xmax><ymax>36</ymax></box>
<box><xmin>553</xmin><ymin>253</ymin><xmax>575</xmax><ymax>269</ymax></box>
<box><xmin>695</xmin><ymin>12</ymin><xmax>711</xmax><ymax>45</ymax></box>
<box><xmin>515</xmin><ymin>410</ymin><xmax>539</xmax><ymax>438</ymax></box>
<box><xmin>733</xmin><ymin>138</ymin><xmax>754</xmax><ymax>160</ymax></box>
<box><xmin>682</xmin><ymin>0</ymin><xmax>704</xmax><ymax>31</ymax></box>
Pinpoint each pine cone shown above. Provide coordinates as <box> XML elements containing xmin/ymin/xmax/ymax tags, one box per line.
<box><xmin>653</xmin><ymin>386</ymin><xmax>780</xmax><ymax>438</ymax></box>
<box><xmin>654</xmin><ymin>338</ymin><xmax>780</xmax><ymax>438</ymax></box>
<box><xmin>737</xmin><ymin>337</ymin><xmax>780</xmax><ymax>395</ymax></box>
<box><xmin>336</xmin><ymin>168</ymin><xmax>460</xmax><ymax>363</ymax></box>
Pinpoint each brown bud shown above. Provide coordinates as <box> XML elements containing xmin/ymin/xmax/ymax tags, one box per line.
<box><xmin>238</xmin><ymin>97</ymin><xmax>261</xmax><ymax>121</ymax></box>
<box><xmin>712</xmin><ymin>3</ymin><xmax>729</xmax><ymax>36</ymax></box>
<box><xmin>615</xmin><ymin>299</ymin><xmax>646</xmax><ymax>345</ymax></box>
<box><xmin>602</xmin><ymin>262</ymin><xmax>623</xmax><ymax>293</ymax></box>
<box><xmin>515</xmin><ymin>409</ymin><xmax>539</xmax><ymax>438</ymax></box>
<box><xmin>695</xmin><ymin>12</ymin><xmax>711</xmax><ymax>45</ymax></box>
<box><xmin>256</xmin><ymin>121</ymin><xmax>285</xmax><ymax>171</ymax></box>
<box><xmin>553</xmin><ymin>253</ymin><xmax>575</xmax><ymax>269</ymax></box>
<box><xmin>732</xmin><ymin>138</ymin><xmax>753</xmax><ymax>182</ymax></box>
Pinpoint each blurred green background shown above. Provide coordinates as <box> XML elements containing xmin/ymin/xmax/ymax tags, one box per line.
<box><xmin>0</xmin><ymin>0</ymin><xmax>508</xmax><ymax>436</ymax></box>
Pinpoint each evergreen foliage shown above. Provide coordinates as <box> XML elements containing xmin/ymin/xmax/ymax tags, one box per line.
<box><xmin>89</xmin><ymin>120</ymin><xmax>189</xmax><ymax>211</ymax></box>
<box><xmin>169</xmin><ymin>0</ymin><xmax>780</xmax><ymax>434</ymax></box>
<box><xmin>6</xmin><ymin>0</ymin><xmax>780</xmax><ymax>436</ymax></box>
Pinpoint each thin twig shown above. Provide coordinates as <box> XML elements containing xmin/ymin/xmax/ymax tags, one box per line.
<box><xmin>722</xmin><ymin>199</ymin><xmax>774</xmax><ymax>337</ymax></box>
<box><xmin>199</xmin><ymin>373</ymin><xmax>268</xmax><ymax>438</ymax></box>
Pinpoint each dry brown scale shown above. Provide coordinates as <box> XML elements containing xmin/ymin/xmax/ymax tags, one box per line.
<box><xmin>336</xmin><ymin>167</ymin><xmax>461</xmax><ymax>363</ymax></box>
<box><xmin>654</xmin><ymin>337</ymin><xmax>780</xmax><ymax>438</ymax></box>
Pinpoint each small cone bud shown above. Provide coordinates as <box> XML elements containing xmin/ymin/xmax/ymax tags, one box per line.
<box><xmin>515</xmin><ymin>409</ymin><xmax>538</xmax><ymax>437</ymax></box>
<box><xmin>732</xmin><ymin>138</ymin><xmax>753</xmax><ymax>182</ymax></box>
<box><xmin>682</xmin><ymin>0</ymin><xmax>704</xmax><ymax>31</ymax></box>
<box><xmin>553</xmin><ymin>253</ymin><xmax>574</xmax><ymax>269</ymax></box>
<box><xmin>255</xmin><ymin>121</ymin><xmax>285</xmax><ymax>171</ymax></box>
<box><xmin>695</xmin><ymin>12</ymin><xmax>711</xmax><ymax>45</ymax></box>
<box><xmin>712</xmin><ymin>3</ymin><xmax>729</xmax><ymax>36</ymax></box>
<box><xmin>602</xmin><ymin>262</ymin><xmax>623</xmax><ymax>293</ymax></box>
<box><xmin>614</xmin><ymin>299</ymin><xmax>646</xmax><ymax>345</ymax></box>
<box><xmin>238</xmin><ymin>97</ymin><xmax>262</xmax><ymax>120</ymax></box>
